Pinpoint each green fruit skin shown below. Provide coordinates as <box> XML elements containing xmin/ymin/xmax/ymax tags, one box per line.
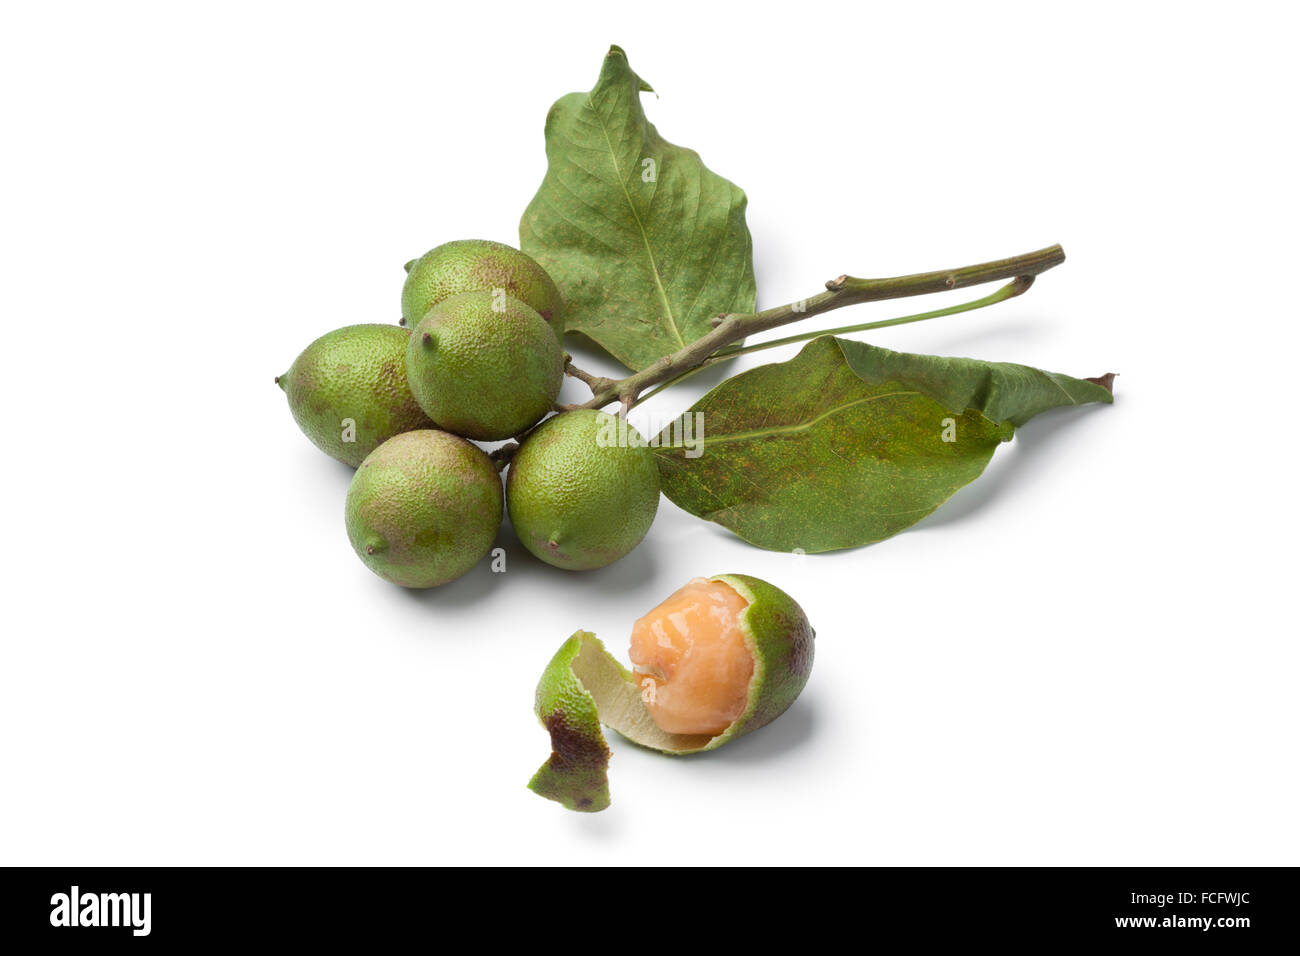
<box><xmin>344</xmin><ymin>429</ymin><xmax>503</xmax><ymax>588</ymax></box>
<box><xmin>406</xmin><ymin>291</ymin><xmax>563</xmax><ymax>441</ymax></box>
<box><xmin>507</xmin><ymin>409</ymin><xmax>660</xmax><ymax>570</ymax></box>
<box><xmin>529</xmin><ymin>630</ymin><xmax>612</xmax><ymax>812</ymax></box>
<box><xmin>278</xmin><ymin>324</ymin><xmax>435</xmax><ymax>468</ymax></box>
<box><xmin>401</xmin><ymin>239</ymin><xmax>564</xmax><ymax>340</ymax></box>
<box><xmin>704</xmin><ymin>573</ymin><xmax>815</xmax><ymax>749</ymax></box>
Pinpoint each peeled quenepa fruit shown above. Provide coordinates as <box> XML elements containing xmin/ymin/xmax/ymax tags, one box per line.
<box><xmin>407</xmin><ymin>291</ymin><xmax>563</xmax><ymax>441</ymax></box>
<box><xmin>277</xmin><ymin>324</ymin><xmax>434</xmax><ymax>467</ymax></box>
<box><xmin>629</xmin><ymin>577</ymin><xmax>754</xmax><ymax>736</ymax></box>
<box><xmin>528</xmin><ymin>574</ymin><xmax>814</xmax><ymax>811</ymax></box>
<box><xmin>507</xmin><ymin>409</ymin><xmax>660</xmax><ymax>570</ymax></box>
<box><xmin>627</xmin><ymin>574</ymin><xmax>814</xmax><ymax>746</ymax></box>
<box><xmin>401</xmin><ymin>239</ymin><xmax>564</xmax><ymax>339</ymax></box>
<box><xmin>345</xmin><ymin>429</ymin><xmax>502</xmax><ymax>588</ymax></box>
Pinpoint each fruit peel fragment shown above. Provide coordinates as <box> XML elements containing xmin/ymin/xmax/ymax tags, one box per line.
<box><xmin>529</xmin><ymin>632</ymin><xmax>613</xmax><ymax>812</ymax></box>
<box><xmin>715</xmin><ymin>573</ymin><xmax>816</xmax><ymax>746</ymax></box>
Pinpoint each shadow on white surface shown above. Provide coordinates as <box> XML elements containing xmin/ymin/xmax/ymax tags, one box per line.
<box><xmin>392</xmin><ymin>515</ymin><xmax>664</xmax><ymax>612</ymax></box>
<box><xmin>392</xmin><ymin>556</ymin><xmax>503</xmax><ymax>610</ymax></box>
<box><xmin>325</xmin><ymin>455</ymin><xmax>357</xmax><ymax>484</ymax></box>
<box><xmin>917</xmin><ymin>318</ymin><xmax>1049</xmax><ymax>357</ymax></box>
<box><xmin>688</xmin><ymin>698</ymin><xmax>819</xmax><ymax>765</ymax></box>
<box><xmin>292</xmin><ymin>443</ymin><xmax>358</xmax><ymax>491</ymax></box>
<box><xmin>916</xmin><ymin>402</ymin><xmax>1114</xmax><ymax>531</ymax></box>
<box><xmin>495</xmin><ymin>513</ymin><xmax>662</xmax><ymax>592</ymax></box>
<box><xmin>562</xmin><ymin>803</ymin><xmax>626</xmax><ymax>840</ymax></box>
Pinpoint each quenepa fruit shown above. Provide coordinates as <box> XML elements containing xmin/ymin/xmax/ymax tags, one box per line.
<box><xmin>406</xmin><ymin>291</ymin><xmax>563</xmax><ymax>441</ymax></box>
<box><xmin>401</xmin><ymin>239</ymin><xmax>564</xmax><ymax>339</ymax></box>
<box><xmin>629</xmin><ymin>576</ymin><xmax>756</xmax><ymax>735</ymax></box>
<box><xmin>277</xmin><ymin>324</ymin><xmax>434</xmax><ymax>467</ymax></box>
<box><xmin>528</xmin><ymin>574</ymin><xmax>814</xmax><ymax>810</ymax></box>
<box><xmin>507</xmin><ymin>409</ymin><xmax>660</xmax><ymax>570</ymax></box>
<box><xmin>345</xmin><ymin>429</ymin><xmax>502</xmax><ymax>588</ymax></box>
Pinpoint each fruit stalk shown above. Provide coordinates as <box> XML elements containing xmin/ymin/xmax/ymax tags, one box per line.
<box><xmin>632</xmin><ymin>276</ymin><xmax>1037</xmax><ymax>409</ymax></box>
<box><xmin>565</xmin><ymin>244</ymin><xmax>1066</xmax><ymax>413</ymax></box>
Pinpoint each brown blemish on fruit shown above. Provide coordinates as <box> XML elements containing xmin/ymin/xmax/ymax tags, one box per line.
<box><xmin>543</xmin><ymin>712</ymin><xmax>608</xmax><ymax>769</ymax></box>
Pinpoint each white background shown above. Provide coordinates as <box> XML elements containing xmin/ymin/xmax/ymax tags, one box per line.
<box><xmin>2</xmin><ymin>1</ymin><xmax>1296</xmax><ymax>866</ymax></box>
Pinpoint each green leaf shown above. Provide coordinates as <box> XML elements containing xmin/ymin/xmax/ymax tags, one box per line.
<box><xmin>653</xmin><ymin>336</ymin><xmax>1114</xmax><ymax>552</ymax></box>
<box><xmin>519</xmin><ymin>45</ymin><xmax>756</xmax><ymax>372</ymax></box>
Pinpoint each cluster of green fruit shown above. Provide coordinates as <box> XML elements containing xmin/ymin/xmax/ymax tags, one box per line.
<box><xmin>277</xmin><ymin>240</ymin><xmax>661</xmax><ymax>588</ymax></box>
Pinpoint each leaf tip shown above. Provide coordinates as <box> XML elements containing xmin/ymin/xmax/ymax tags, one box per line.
<box><xmin>603</xmin><ymin>44</ymin><xmax>653</xmax><ymax>93</ymax></box>
<box><xmin>1085</xmin><ymin>372</ymin><xmax>1118</xmax><ymax>395</ymax></box>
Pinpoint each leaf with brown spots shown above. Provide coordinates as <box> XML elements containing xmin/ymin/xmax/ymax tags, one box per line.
<box><xmin>519</xmin><ymin>46</ymin><xmax>755</xmax><ymax>371</ymax></box>
<box><xmin>653</xmin><ymin>336</ymin><xmax>1115</xmax><ymax>552</ymax></box>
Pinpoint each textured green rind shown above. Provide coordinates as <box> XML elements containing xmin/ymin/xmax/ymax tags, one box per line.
<box><xmin>507</xmin><ymin>409</ymin><xmax>660</xmax><ymax>570</ymax></box>
<box><xmin>344</xmin><ymin>430</ymin><xmax>503</xmax><ymax>589</ymax></box>
<box><xmin>653</xmin><ymin>336</ymin><xmax>1112</xmax><ymax>553</ymax></box>
<box><xmin>406</xmin><ymin>292</ymin><xmax>563</xmax><ymax>441</ymax></box>
<box><xmin>400</xmin><ymin>239</ymin><xmax>564</xmax><ymax>339</ymax></box>
<box><xmin>278</xmin><ymin>324</ymin><xmax>435</xmax><ymax>468</ymax></box>
<box><xmin>529</xmin><ymin>631</ymin><xmax>612</xmax><ymax>812</ymax></box>
<box><xmin>707</xmin><ymin>574</ymin><xmax>815</xmax><ymax>747</ymax></box>
<box><xmin>519</xmin><ymin>45</ymin><xmax>755</xmax><ymax>372</ymax></box>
